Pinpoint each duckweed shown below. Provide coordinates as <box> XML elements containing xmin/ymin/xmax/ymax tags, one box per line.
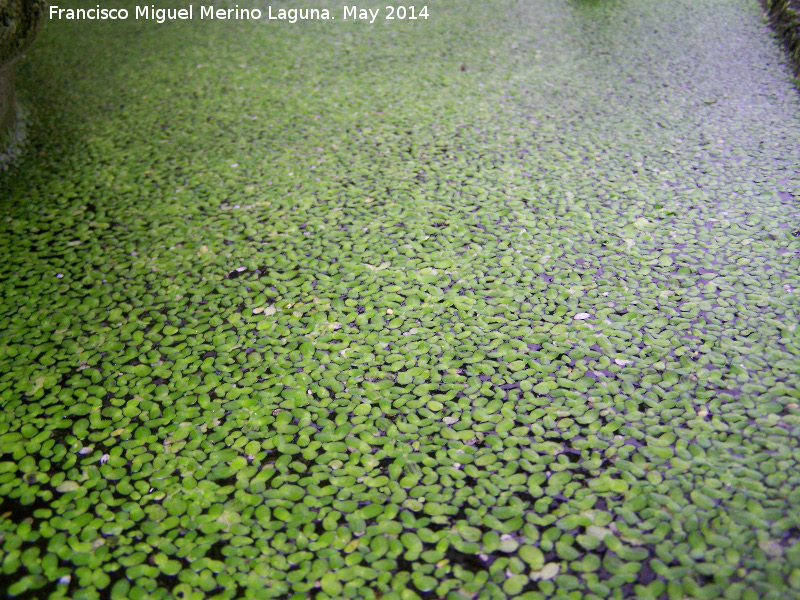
<box><xmin>1</xmin><ymin>0</ymin><xmax>800</xmax><ymax>599</ymax></box>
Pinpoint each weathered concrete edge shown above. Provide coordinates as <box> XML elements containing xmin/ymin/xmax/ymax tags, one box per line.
<box><xmin>761</xmin><ymin>0</ymin><xmax>800</xmax><ymax>82</ymax></box>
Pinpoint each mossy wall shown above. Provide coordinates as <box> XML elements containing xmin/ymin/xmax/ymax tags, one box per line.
<box><xmin>0</xmin><ymin>64</ymin><xmax>14</xmax><ymax>147</ymax></box>
<box><xmin>0</xmin><ymin>0</ymin><xmax>46</xmax><ymax>65</ymax></box>
<box><xmin>762</xmin><ymin>0</ymin><xmax>800</xmax><ymax>78</ymax></box>
<box><xmin>0</xmin><ymin>0</ymin><xmax>45</xmax><ymax>150</ymax></box>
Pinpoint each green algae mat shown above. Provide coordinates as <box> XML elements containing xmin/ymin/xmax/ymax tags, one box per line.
<box><xmin>2</xmin><ymin>0</ymin><xmax>800</xmax><ymax>599</ymax></box>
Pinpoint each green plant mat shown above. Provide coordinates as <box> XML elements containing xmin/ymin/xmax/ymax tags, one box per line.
<box><xmin>1</xmin><ymin>1</ymin><xmax>799</xmax><ymax>599</ymax></box>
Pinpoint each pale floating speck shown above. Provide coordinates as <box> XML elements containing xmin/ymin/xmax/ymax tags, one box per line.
<box><xmin>100</xmin><ymin>454</ymin><xmax>110</xmax><ymax>464</ymax></box>
<box><xmin>614</xmin><ymin>358</ymin><xmax>634</xmax><ymax>366</ymax></box>
<box><xmin>235</xmin><ymin>266</ymin><xmax>247</xmax><ymax>272</ymax></box>
<box><xmin>58</xmin><ymin>575</ymin><xmax>71</xmax><ymax>586</ymax></box>
<box><xmin>758</xmin><ymin>539</ymin><xmax>784</xmax><ymax>558</ymax></box>
<box><xmin>263</xmin><ymin>306</ymin><xmax>276</xmax><ymax>316</ymax></box>
<box><xmin>78</xmin><ymin>447</ymin><xmax>93</xmax><ymax>455</ymax></box>
<box><xmin>443</xmin><ymin>416</ymin><xmax>458</xmax><ymax>425</ymax></box>
<box><xmin>56</xmin><ymin>480</ymin><xmax>81</xmax><ymax>493</ymax></box>
<box><xmin>586</xmin><ymin>525</ymin><xmax>612</xmax><ymax>539</ymax></box>
<box><xmin>56</xmin><ymin>273</ymin><xmax>63</xmax><ymax>278</ymax></box>
<box><xmin>531</xmin><ymin>563</ymin><xmax>560</xmax><ymax>581</ymax></box>
<box><xmin>574</xmin><ymin>312</ymin><xmax>591</xmax><ymax>320</ymax></box>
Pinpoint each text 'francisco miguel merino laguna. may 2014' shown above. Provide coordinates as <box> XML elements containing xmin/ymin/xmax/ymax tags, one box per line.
<box><xmin>47</xmin><ymin>5</ymin><xmax>430</xmax><ymax>24</ymax></box>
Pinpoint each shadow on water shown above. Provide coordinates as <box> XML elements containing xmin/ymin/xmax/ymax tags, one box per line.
<box><xmin>4</xmin><ymin>30</ymin><xmax>96</xmax><ymax>182</ymax></box>
<box><xmin>1</xmin><ymin>0</ymin><xmax>208</xmax><ymax>202</ymax></box>
<box><xmin>568</xmin><ymin>0</ymin><xmax>620</xmax><ymax>8</ymax></box>
<box><xmin>564</xmin><ymin>0</ymin><xmax>626</xmax><ymax>61</ymax></box>
<box><xmin>1</xmin><ymin>26</ymin><xmax>120</xmax><ymax>197</ymax></box>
